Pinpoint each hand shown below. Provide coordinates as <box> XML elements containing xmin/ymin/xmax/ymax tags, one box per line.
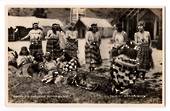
<box><xmin>33</xmin><ymin>60</ymin><xmax>38</xmax><ymax>64</ymax></box>
<box><xmin>21</xmin><ymin>38</ymin><xmax>24</xmax><ymax>41</ymax></box>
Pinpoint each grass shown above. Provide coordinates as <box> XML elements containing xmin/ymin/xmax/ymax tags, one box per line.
<box><xmin>8</xmin><ymin>59</ymin><xmax>163</xmax><ymax>104</ymax></box>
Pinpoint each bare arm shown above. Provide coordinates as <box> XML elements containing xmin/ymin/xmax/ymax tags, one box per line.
<box><xmin>21</xmin><ymin>32</ymin><xmax>30</xmax><ymax>40</ymax></box>
<box><xmin>98</xmin><ymin>32</ymin><xmax>102</xmax><ymax>46</ymax></box>
<box><xmin>65</xmin><ymin>31</ymin><xmax>69</xmax><ymax>39</ymax></box>
<box><xmin>59</xmin><ymin>32</ymin><xmax>66</xmax><ymax>49</ymax></box>
<box><xmin>111</xmin><ymin>30</ymin><xmax>116</xmax><ymax>43</ymax></box>
<box><xmin>134</xmin><ymin>33</ymin><xmax>140</xmax><ymax>46</ymax></box>
<box><xmin>85</xmin><ymin>31</ymin><xmax>90</xmax><ymax>46</ymax></box>
<box><xmin>38</xmin><ymin>30</ymin><xmax>44</xmax><ymax>40</ymax></box>
<box><xmin>123</xmin><ymin>31</ymin><xmax>128</xmax><ymax>43</ymax></box>
<box><xmin>147</xmin><ymin>32</ymin><xmax>151</xmax><ymax>46</ymax></box>
<box><xmin>45</xmin><ymin>30</ymin><xmax>52</xmax><ymax>39</ymax></box>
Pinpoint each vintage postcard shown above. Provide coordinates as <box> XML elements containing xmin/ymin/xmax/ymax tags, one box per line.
<box><xmin>6</xmin><ymin>6</ymin><xmax>165</xmax><ymax>105</ymax></box>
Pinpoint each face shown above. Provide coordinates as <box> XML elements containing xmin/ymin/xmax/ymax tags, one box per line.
<box><xmin>138</xmin><ymin>25</ymin><xmax>144</xmax><ymax>32</ymax></box>
<box><xmin>55</xmin><ymin>24</ymin><xmax>60</xmax><ymax>30</ymax></box>
<box><xmin>113</xmin><ymin>24</ymin><xmax>117</xmax><ymax>30</ymax></box>
<box><xmin>52</xmin><ymin>24</ymin><xmax>57</xmax><ymax>30</ymax></box>
<box><xmin>71</xmin><ymin>25</ymin><xmax>74</xmax><ymax>29</ymax></box>
<box><xmin>33</xmin><ymin>23</ymin><xmax>38</xmax><ymax>29</ymax></box>
<box><xmin>21</xmin><ymin>49</ymin><xmax>27</xmax><ymax>55</ymax></box>
<box><xmin>92</xmin><ymin>26</ymin><xmax>97</xmax><ymax>32</ymax></box>
<box><xmin>45</xmin><ymin>54</ymin><xmax>51</xmax><ymax>61</ymax></box>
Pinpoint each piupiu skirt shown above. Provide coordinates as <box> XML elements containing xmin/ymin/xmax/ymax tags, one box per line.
<box><xmin>46</xmin><ymin>39</ymin><xmax>62</xmax><ymax>59</ymax></box>
<box><xmin>65</xmin><ymin>38</ymin><xmax>78</xmax><ymax>58</ymax></box>
<box><xmin>29</xmin><ymin>41</ymin><xmax>42</xmax><ymax>56</ymax></box>
<box><xmin>137</xmin><ymin>44</ymin><xmax>154</xmax><ymax>71</ymax></box>
<box><xmin>85</xmin><ymin>42</ymin><xmax>102</xmax><ymax>68</ymax></box>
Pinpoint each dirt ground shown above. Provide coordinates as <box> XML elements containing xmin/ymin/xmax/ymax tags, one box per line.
<box><xmin>8</xmin><ymin>39</ymin><xmax>163</xmax><ymax>104</ymax></box>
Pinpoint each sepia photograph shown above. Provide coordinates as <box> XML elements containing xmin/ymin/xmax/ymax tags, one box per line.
<box><xmin>7</xmin><ymin>7</ymin><xmax>164</xmax><ymax>104</ymax></box>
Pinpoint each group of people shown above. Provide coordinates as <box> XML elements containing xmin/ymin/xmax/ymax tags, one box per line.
<box><xmin>8</xmin><ymin>20</ymin><xmax>154</xmax><ymax>92</ymax></box>
<box><xmin>17</xmin><ymin>21</ymin><xmax>103</xmax><ymax>72</ymax></box>
<box><xmin>21</xmin><ymin>22</ymin><xmax>78</xmax><ymax>59</ymax></box>
<box><xmin>110</xmin><ymin>21</ymin><xmax>153</xmax><ymax>71</ymax></box>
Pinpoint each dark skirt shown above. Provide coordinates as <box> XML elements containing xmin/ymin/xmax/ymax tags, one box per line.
<box><xmin>137</xmin><ymin>44</ymin><xmax>154</xmax><ymax>71</ymax></box>
<box><xmin>46</xmin><ymin>39</ymin><xmax>62</xmax><ymax>59</ymax></box>
<box><xmin>29</xmin><ymin>41</ymin><xmax>42</xmax><ymax>56</ymax></box>
<box><xmin>85</xmin><ymin>42</ymin><xmax>102</xmax><ymax>68</ymax></box>
<box><xmin>65</xmin><ymin>38</ymin><xmax>78</xmax><ymax>58</ymax></box>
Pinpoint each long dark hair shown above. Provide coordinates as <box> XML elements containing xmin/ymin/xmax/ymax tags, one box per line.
<box><xmin>68</xmin><ymin>22</ymin><xmax>76</xmax><ymax>31</ymax></box>
<box><xmin>8</xmin><ymin>47</ymin><xmax>18</xmax><ymax>58</ymax></box>
<box><xmin>117</xmin><ymin>23</ymin><xmax>123</xmax><ymax>32</ymax></box>
<box><xmin>68</xmin><ymin>26</ymin><xmax>76</xmax><ymax>31</ymax></box>
<box><xmin>88</xmin><ymin>24</ymin><xmax>99</xmax><ymax>32</ymax></box>
<box><xmin>52</xmin><ymin>23</ymin><xmax>63</xmax><ymax>34</ymax></box>
<box><xmin>19</xmin><ymin>46</ymin><xmax>29</xmax><ymax>56</ymax></box>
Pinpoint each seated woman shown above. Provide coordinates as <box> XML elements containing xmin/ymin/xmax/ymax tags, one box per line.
<box><xmin>16</xmin><ymin>46</ymin><xmax>34</xmax><ymax>77</ymax></box>
<box><xmin>56</xmin><ymin>50</ymin><xmax>80</xmax><ymax>74</ymax></box>
<box><xmin>41</xmin><ymin>52</ymin><xmax>63</xmax><ymax>84</ymax></box>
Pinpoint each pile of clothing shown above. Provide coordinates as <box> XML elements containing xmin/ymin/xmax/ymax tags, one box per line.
<box><xmin>62</xmin><ymin>58</ymin><xmax>79</xmax><ymax>74</ymax></box>
<box><xmin>110</xmin><ymin>52</ymin><xmax>139</xmax><ymax>94</ymax></box>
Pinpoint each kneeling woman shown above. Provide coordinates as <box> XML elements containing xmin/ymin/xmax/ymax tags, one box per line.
<box><xmin>41</xmin><ymin>52</ymin><xmax>63</xmax><ymax>84</ymax></box>
<box><xmin>85</xmin><ymin>24</ymin><xmax>102</xmax><ymax>71</ymax></box>
<box><xmin>17</xmin><ymin>46</ymin><xmax>34</xmax><ymax>77</ymax></box>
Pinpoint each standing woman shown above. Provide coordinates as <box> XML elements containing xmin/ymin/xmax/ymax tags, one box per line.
<box><xmin>134</xmin><ymin>21</ymin><xmax>154</xmax><ymax>76</ymax></box>
<box><xmin>21</xmin><ymin>22</ymin><xmax>43</xmax><ymax>56</ymax></box>
<box><xmin>45</xmin><ymin>23</ymin><xmax>66</xmax><ymax>60</ymax></box>
<box><xmin>110</xmin><ymin>23</ymin><xmax>128</xmax><ymax>61</ymax></box>
<box><xmin>65</xmin><ymin>22</ymin><xmax>78</xmax><ymax>58</ymax></box>
<box><xmin>85</xmin><ymin>23</ymin><xmax>102</xmax><ymax>71</ymax></box>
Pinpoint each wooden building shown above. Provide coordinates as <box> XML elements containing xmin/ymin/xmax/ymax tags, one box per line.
<box><xmin>75</xmin><ymin>17</ymin><xmax>113</xmax><ymax>38</ymax></box>
<box><xmin>118</xmin><ymin>8</ymin><xmax>162</xmax><ymax>49</ymax></box>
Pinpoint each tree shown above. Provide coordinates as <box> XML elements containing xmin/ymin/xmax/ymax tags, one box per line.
<box><xmin>33</xmin><ymin>8</ymin><xmax>47</xmax><ymax>18</ymax></box>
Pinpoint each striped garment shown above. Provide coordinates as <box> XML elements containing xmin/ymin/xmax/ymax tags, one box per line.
<box><xmin>110</xmin><ymin>55</ymin><xmax>138</xmax><ymax>94</ymax></box>
<box><xmin>137</xmin><ymin>44</ymin><xmax>154</xmax><ymax>71</ymax></box>
<box><xmin>85</xmin><ymin>42</ymin><xmax>102</xmax><ymax>68</ymax></box>
<box><xmin>46</xmin><ymin>38</ymin><xmax>62</xmax><ymax>59</ymax></box>
<box><xmin>29</xmin><ymin>41</ymin><xmax>42</xmax><ymax>56</ymax></box>
<box><xmin>65</xmin><ymin>38</ymin><xmax>78</xmax><ymax>58</ymax></box>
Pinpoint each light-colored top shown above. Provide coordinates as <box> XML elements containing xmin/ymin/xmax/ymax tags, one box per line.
<box><xmin>134</xmin><ymin>31</ymin><xmax>151</xmax><ymax>45</ymax></box>
<box><xmin>45</xmin><ymin>30</ymin><xmax>59</xmax><ymax>39</ymax></box>
<box><xmin>17</xmin><ymin>55</ymin><xmax>34</xmax><ymax>66</ymax></box>
<box><xmin>8</xmin><ymin>51</ymin><xmax>17</xmax><ymax>63</ymax></box>
<box><xmin>85</xmin><ymin>31</ymin><xmax>101</xmax><ymax>46</ymax></box>
<box><xmin>65</xmin><ymin>30</ymin><xmax>78</xmax><ymax>39</ymax></box>
<box><xmin>45</xmin><ymin>30</ymin><xmax>66</xmax><ymax>49</ymax></box>
<box><xmin>44</xmin><ymin>60</ymin><xmax>57</xmax><ymax>71</ymax></box>
<box><xmin>111</xmin><ymin>30</ymin><xmax>127</xmax><ymax>48</ymax></box>
<box><xmin>22</xmin><ymin>29</ymin><xmax>43</xmax><ymax>42</ymax></box>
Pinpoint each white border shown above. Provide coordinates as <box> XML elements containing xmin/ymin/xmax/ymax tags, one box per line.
<box><xmin>0</xmin><ymin>0</ymin><xmax>169</xmax><ymax>111</ymax></box>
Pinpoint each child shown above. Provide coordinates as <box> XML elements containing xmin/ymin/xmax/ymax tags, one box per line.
<box><xmin>16</xmin><ymin>46</ymin><xmax>34</xmax><ymax>77</ymax></box>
